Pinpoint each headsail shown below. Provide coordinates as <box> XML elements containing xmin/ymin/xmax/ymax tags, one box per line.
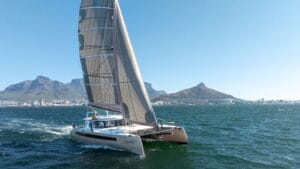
<box><xmin>79</xmin><ymin>0</ymin><xmax>157</xmax><ymax>124</ymax></box>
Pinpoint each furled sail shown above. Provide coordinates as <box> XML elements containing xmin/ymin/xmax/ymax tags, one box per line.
<box><xmin>79</xmin><ymin>0</ymin><xmax>157</xmax><ymax>124</ymax></box>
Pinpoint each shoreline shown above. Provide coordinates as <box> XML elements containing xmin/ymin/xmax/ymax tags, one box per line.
<box><xmin>1</xmin><ymin>102</ymin><xmax>300</xmax><ymax>108</ymax></box>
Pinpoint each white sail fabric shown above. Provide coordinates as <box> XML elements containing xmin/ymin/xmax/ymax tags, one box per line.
<box><xmin>79</xmin><ymin>0</ymin><xmax>157</xmax><ymax>124</ymax></box>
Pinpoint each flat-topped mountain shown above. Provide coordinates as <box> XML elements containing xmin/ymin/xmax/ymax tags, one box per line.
<box><xmin>153</xmin><ymin>82</ymin><xmax>240</xmax><ymax>105</ymax></box>
<box><xmin>0</xmin><ymin>76</ymin><xmax>166</xmax><ymax>102</ymax></box>
<box><xmin>0</xmin><ymin>76</ymin><xmax>86</xmax><ymax>102</ymax></box>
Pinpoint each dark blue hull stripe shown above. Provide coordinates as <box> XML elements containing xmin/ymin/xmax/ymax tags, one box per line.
<box><xmin>75</xmin><ymin>132</ymin><xmax>117</xmax><ymax>141</ymax></box>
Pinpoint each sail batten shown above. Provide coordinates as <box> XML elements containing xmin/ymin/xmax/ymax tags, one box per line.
<box><xmin>80</xmin><ymin>54</ymin><xmax>114</xmax><ymax>60</ymax></box>
<box><xmin>80</xmin><ymin>7</ymin><xmax>114</xmax><ymax>10</ymax></box>
<box><xmin>89</xmin><ymin>102</ymin><xmax>121</xmax><ymax>112</ymax></box>
<box><xmin>80</xmin><ymin>27</ymin><xmax>114</xmax><ymax>33</ymax></box>
<box><xmin>86</xmin><ymin>83</ymin><xmax>117</xmax><ymax>86</ymax></box>
<box><xmin>79</xmin><ymin>0</ymin><xmax>157</xmax><ymax>124</ymax></box>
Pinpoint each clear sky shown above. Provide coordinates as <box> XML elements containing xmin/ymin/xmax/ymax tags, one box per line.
<box><xmin>0</xmin><ymin>0</ymin><xmax>299</xmax><ymax>100</ymax></box>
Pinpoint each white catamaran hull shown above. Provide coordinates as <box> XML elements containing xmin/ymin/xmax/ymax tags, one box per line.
<box><xmin>70</xmin><ymin>129</ymin><xmax>145</xmax><ymax>156</ymax></box>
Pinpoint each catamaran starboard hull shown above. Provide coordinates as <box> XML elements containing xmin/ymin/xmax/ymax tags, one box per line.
<box><xmin>159</xmin><ymin>127</ymin><xmax>188</xmax><ymax>144</ymax></box>
<box><xmin>70</xmin><ymin>129</ymin><xmax>145</xmax><ymax>156</ymax></box>
<box><xmin>141</xmin><ymin>126</ymin><xmax>188</xmax><ymax>144</ymax></box>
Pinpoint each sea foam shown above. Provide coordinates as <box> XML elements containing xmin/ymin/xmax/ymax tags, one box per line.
<box><xmin>81</xmin><ymin>144</ymin><xmax>125</xmax><ymax>152</ymax></box>
<box><xmin>0</xmin><ymin>118</ymin><xmax>73</xmax><ymax>136</ymax></box>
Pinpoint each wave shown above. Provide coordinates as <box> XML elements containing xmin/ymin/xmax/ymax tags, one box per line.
<box><xmin>42</xmin><ymin>125</ymin><xmax>73</xmax><ymax>136</ymax></box>
<box><xmin>214</xmin><ymin>153</ymin><xmax>280</xmax><ymax>168</ymax></box>
<box><xmin>79</xmin><ymin>145</ymin><xmax>146</xmax><ymax>158</ymax></box>
<box><xmin>0</xmin><ymin>118</ymin><xmax>73</xmax><ymax>136</ymax></box>
<box><xmin>80</xmin><ymin>144</ymin><xmax>125</xmax><ymax>152</ymax></box>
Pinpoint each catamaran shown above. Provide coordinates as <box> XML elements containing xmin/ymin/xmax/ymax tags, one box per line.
<box><xmin>71</xmin><ymin>0</ymin><xmax>188</xmax><ymax>157</ymax></box>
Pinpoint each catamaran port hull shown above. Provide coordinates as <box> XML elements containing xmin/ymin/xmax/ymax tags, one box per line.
<box><xmin>70</xmin><ymin>129</ymin><xmax>145</xmax><ymax>156</ymax></box>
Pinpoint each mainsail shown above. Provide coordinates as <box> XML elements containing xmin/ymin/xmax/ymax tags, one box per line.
<box><xmin>79</xmin><ymin>0</ymin><xmax>157</xmax><ymax>124</ymax></box>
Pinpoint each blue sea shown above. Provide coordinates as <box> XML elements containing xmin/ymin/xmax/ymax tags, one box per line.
<box><xmin>0</xmin><ymin>105</ymin><xmax>299</xmax><ymax>169</ymax></box>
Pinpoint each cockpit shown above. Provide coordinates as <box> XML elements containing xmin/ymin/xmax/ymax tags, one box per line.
<box><xmin>92</xmin><ymin>120</ymin><xmax>123</xmax><ymax>128</ymax></box>
<box><xmin>84</xmin><ymin>112</ymin><xmax>124</xmax><ymax>130</ymax></box>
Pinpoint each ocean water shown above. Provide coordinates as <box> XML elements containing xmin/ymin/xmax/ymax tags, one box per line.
<box><xmin>0</xmin><ymin>105</ymin><xmax>299</xmax><ymax>169</ymax></box>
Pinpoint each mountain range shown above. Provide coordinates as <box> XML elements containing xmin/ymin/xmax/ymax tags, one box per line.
<box><xmin>0</xmin><ymin>76</ymin><xmax>240</xmax><ymax>105</ymax></box>
<box><xmin>0</xmin><ymin>76</ymin><xmax>167</xmax><ymax>102</ymax></box>
<box><xmin>0</xmin><ymin>76</ymin><xmax>86</xmax><ymax>102</ymax></box>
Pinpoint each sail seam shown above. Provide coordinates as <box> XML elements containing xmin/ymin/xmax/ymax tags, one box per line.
<box><xmin>80</xmin><ymin>54</ymin><xmax>113</xmax><ymax>59</ymax></box>
<box><xmin>84</xmin><ymin>81</ymin><xmax>139</xmax><ymax>84</ymax></box>
<box><xmin>80</xmin><ymin>46</ymin><xmax>113</xmax><ymax>50</ymax></box>
<box><xmin>86</xmin><ymin>83</ymin><xmax>117</xmax><ymax>86</ymax></box>
<box><xmin>80</xmin><ymin>27</ymin><xmax>113</xmax><ymax>32</ymax></box>
<box><xmin>80</xmin><ymin>6</ymin><xmax>113</xmax><ymax>10</ymax></box>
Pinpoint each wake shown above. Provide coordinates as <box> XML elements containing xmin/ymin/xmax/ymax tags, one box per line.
<box><xmin>0</xmin><ymin>118</ymin><xmax>73</xmax><ymax>136</ymax></box>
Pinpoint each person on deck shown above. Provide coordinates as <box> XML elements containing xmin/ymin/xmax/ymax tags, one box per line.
<box><xmin>92</xmin><ymin>112</ymin><xmax>97</xmax><ymax>120</ymax></box>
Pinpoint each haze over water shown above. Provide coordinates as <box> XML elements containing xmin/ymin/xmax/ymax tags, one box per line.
<box><xmin>0</xmin><ymin>105</ymin><xmax>299</xmax><ymax>169</ymax></box>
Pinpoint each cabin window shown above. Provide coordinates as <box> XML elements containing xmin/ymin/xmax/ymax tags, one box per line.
<box><xmin>91</xmin><ymin>120</ymin><xmax>122</xmax><ymax>128</ymax></box>
<box><xmin>93</xmin><ymin>121</ymin><xmax>104</xmax><ymax>128</ymax></box>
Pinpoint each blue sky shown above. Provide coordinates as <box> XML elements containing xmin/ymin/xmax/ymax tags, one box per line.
<box><xmin>0</xmin><ymin>0</ymin><xmax>299</xmax><ymax>100</ymax></box>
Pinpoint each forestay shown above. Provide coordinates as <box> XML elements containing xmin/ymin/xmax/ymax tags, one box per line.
<box><xmin>79</xmin><ymin>0</ymin><xmax>157</xmax><ymax>124</ymax></box>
